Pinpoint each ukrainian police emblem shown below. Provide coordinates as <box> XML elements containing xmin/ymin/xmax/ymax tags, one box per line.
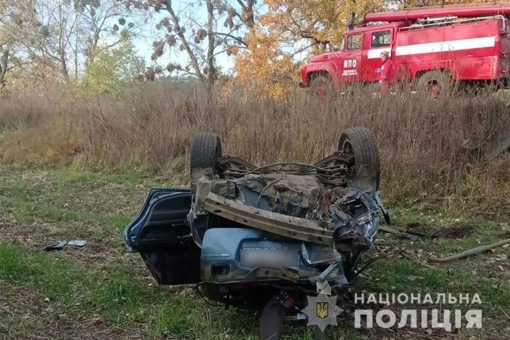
<box><xmin>316</xmin><ymin>301</ymin><xmax>329</xmax><ymax>319</ymax></box>
<box><xmin>302</xmin><ymin>293</ymin><xmax>343</xmax><ymax>332</ymax></box>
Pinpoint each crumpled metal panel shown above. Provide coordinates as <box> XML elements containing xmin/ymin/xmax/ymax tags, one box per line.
<box><xmin>193</xmin><ymin>175</ymin><xmax>382</xmax><ymax>248</ymax></box>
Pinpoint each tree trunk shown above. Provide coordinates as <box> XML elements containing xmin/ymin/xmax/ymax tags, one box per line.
<box><xmin>206</xmin><ymin>0</ymin><xmax>216</xmax><ymax>101</ymax></box>
<box><xmin>58</xmin><ymin>3</ymin><xmax>69</xmax><ymax>81</ymax></box>
<box><xmin>0</xmin><ymin>50</ymin><xmax>9</xmax><ymax>86</ymax></box>
<box><xmin>60</xmin><ymin>49</ymin><xmax>69</xmax><ymax>80</ymax></box>
<box><xmin>163</xmin><ymin>1</ymin><xmax>206</xmax><ymax>85</ymax></box>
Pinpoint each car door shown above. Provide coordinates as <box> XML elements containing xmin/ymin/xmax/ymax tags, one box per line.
<box><xmin>341</xmin><ymin>33</ymin><xmax>363</xmax><ymax>83</ymax></box>
<box><xmin>122</xmin><ymin>188</ymin><xmax>202</xmax><ymax>285</ymax></box>
<box><xmin>365</xmin><ymin>29</ymin><xmax>393</xmax><ymax>83</ymax></box>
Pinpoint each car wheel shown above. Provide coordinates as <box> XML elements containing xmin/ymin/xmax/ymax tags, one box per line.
<box><xmin>338</xmin><ymin>127</ymin><xmax>381</xmax><ymax>191</ymax></box>
<box><xmin>189</xmin><ymin>131</ymin><xmax>222</xmax><ymax>189</ymax></box>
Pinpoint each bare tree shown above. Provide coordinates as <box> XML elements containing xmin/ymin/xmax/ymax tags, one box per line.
<box><xmin>0</xmin><ymin>0</ymin><xmax>21</xmax><ymax>85</ymax></box>
<box><xmin>1</xmin><ymin>0</ymin><xmax>138</xmax><ymax>85</ymax></box>
<box><xmin>127</xmin><ymin>0</ymin><xmax>258</xmax><ymax>95</ymax></box>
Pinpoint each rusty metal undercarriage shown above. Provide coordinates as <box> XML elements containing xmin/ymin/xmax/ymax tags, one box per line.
<box><xmin>189</xmin><ymin>153</ymin><xmax>385</xmax><ymax>251</ymax></box>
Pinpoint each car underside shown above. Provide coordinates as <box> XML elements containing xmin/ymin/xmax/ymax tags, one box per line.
<box><xmin>123</xmin><ymin>127</ymin><xmax>389</xmax><ymax>339</ymax></box>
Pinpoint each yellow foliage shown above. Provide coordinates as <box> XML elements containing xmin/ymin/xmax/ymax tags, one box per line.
<box><xmin>261</xmin><ymin>0</ymin><xmax>383</xmax><ymax>48</ymax></box>
<box><xmin>228</xmin><ymin>27</ymin><xmax>300</xmax><ymax>100</ymax></box>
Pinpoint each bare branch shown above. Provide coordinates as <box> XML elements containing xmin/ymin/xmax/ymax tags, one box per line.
<box><xmin>290</xmin><ymin>42</ymin><xmax>317</xmax><ymax>57</ymax></box>
<box><xmin>235</xmin><ymin>0</ymin><xmax>247</xmax><ymax>12</ymax></box>
<box><xmin>161</xmin><ymin>0</ymin><xmax>205</xmax><ymax>83</ymax></box>
<box><xmin>214</xmin><ymin>32</ymin><xmax>247</xmax><ymax>47</ymax></box>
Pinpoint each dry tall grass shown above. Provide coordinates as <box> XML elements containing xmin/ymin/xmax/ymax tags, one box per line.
<box><xmin>0</xmin><ymin>82</ymin><xmax>509</xmax><ymax>218</ymax></box>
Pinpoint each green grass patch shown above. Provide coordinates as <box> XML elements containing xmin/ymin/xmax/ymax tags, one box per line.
<box><xmin>1</xmin><ymin>241</ymin><xmax>508</xmax><ymax>339</ymax></box>
<box><xmin>0</xmin><ymin>243</ymin><xmax>262</xmax><ymax>339</ymax></box>
<box><xmin>0</xmin><ymin>164</ymin><xmax>508</xmax><ymax>339</ymax></box>
<box><xmin>360</xmin><ymin>259</ymin><xmax>510</xmax><ymax>314</ymax></box>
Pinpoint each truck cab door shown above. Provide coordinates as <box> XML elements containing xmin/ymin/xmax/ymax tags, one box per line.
<box><xmin>364</xmin><ymin>29</ymin><xmax>393</xmax><ymax>83</ymax></box>
<box><xmin>341</xmin><ymin>33</ymin><xmax>363</xmax><ymax>83</ymax></box>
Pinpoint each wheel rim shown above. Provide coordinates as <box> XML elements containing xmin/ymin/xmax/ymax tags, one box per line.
<box><xmin>340</xmin><ymin>139</ymin><xmax>356</xmax><ymax>178</ymax></box>
<box><xmin>341</xmin><ymin>140</ymin><xmax>353</xmax><ymax>155</ymax></box>
<box><xmin>214</xmin><ymin>137</ymin><xmax>222</xmax><ymax>174</ymax></box>
<box><xmin>215</xmin><ymin>140</ymin><xmax>221</xmax><ymax>158</ymax></box>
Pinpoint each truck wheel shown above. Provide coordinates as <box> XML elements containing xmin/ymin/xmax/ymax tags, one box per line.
<box><xmin>338</xmin><ymin>127</ymin><xmax>381</xmax><ymax>191</ymax></box>
<box><xmin>310</xmin><ymin>74</ymin><xmax>333</xmax><ymax>98</ymax></box>
<box><xmin>416</xmin><ymin>70</ymin><xmax>454</xmax><ymax>99</ymax></box>
<box><xmin>190</xmin><ymin>132</ymin><xmax>222</xmax><ymax>186</ymax></box>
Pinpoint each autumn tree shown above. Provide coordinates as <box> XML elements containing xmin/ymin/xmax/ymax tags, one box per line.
<box><xmin>228</xmin><ymin>27</ymin><xmax>299</xmax><ymax>100</ymax></box>
<box><xmin>225</xmin><ymin>0</ymin><xmax>384</xmax><ymax>100</ymax></box>
<box><xmin>259</xmin><ymin>0</ymin><xmax>485</xmax><ymax>53</ymax></box>
<box><xmin>260</xmin><ymin>0</ymin><xmax>381</xmax><ymax>52</ymax></box>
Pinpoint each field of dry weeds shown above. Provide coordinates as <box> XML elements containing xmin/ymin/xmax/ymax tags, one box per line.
<box><xmin>0</xmin><ymin>82</ymin><xmax>508</xmax><ymax>217</ymax></box>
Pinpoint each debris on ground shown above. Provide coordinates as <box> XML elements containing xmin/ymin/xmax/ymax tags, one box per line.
<box><xmin>427</xmin><ymin>238</ymin><xmax>510</xmax><ymax>263</ymax></box>
<box><xmin>43</xmin><ymin>240</ymin><xmax>87</xmax><ymax>251</ymax></box>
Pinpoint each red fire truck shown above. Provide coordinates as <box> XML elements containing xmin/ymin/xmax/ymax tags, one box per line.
<box><xmin>299</xmin><ymin>3</ymin><xmax>510</xmax><ymax>97</ymax></box>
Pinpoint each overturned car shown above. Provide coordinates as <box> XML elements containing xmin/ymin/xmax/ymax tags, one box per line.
<box><xmin>123</xmin><ymin>127</ymin><xmax>389</xmax><ymax>339</ymax></box>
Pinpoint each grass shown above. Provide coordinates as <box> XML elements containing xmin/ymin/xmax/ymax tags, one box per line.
<box><xmin>0</xmin><ymin>244</ymin><xmax>259</xmax><ymax>339</ymax></box>
<box><xmin>0</xmin><ymin>165</ymin><xmax>508</xmax><ymax>339</ymax></box>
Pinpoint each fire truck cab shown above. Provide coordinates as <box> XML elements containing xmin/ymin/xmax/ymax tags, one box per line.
<box><xmin>300</xmin><ymin>4</ymin><xmax>510</xmax><ymax>97</ymax></box>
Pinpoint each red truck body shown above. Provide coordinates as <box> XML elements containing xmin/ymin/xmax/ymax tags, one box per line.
<box><xmin>300</xmin><ymin>4</ymin><xmax>510</xmax><ymax>93</ymax></box>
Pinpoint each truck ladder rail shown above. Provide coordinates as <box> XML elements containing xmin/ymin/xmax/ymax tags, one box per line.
<box><xmin>399</xmin><ymin>14</ymin><xmax>506</xmax><ymax>30</ymax></box>
<box><xmin>402</xmin><ymin>1</ymin><xmax>510</xmax><ymax>11</ymax></box>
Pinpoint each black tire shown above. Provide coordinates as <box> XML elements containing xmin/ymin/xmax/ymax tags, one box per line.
<box><xmin>416</xmin><ymin>70</ymin><xmax>454</xmax><ymax>99</ymax></box>
<box><xmin>190</xmin><ymin>131</ymin><xmax>222</xmax><ymax>184</ymax></box>
<box><xmin>259</xmin><ymin>297</ymin><xmax>287</xmax><ymax>340</ymax></box>
<box><xmin>338</xmin><ymin>127</ymin><xmax>381</xmax><ymax>191</ymax></box>
<box><xmin>309</xmin><ymin>74</ymin><xmax>333</xmax><ymax>98</ymax></box>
